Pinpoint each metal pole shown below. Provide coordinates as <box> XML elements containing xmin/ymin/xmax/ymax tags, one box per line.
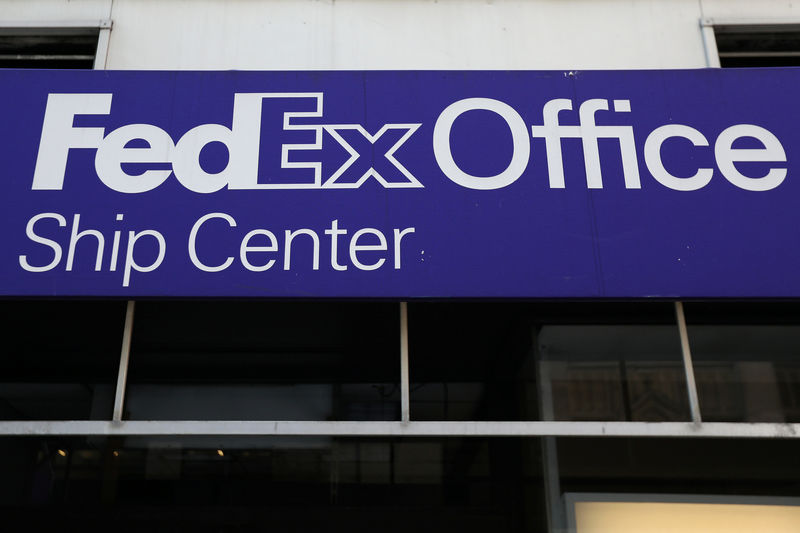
<box><xmin>112</xmin><ymin>300</ymin><xmax>135</xmax><ymax>422</ymax></box>
<box><xmin>400</xmin><ymin>301</ymin><xmax>410</xmax><ymax>422</ymax></box>
<box><xmin>93</xmin><ymin>25</ymin><xmax>112</xmax><ymax>70</ymax></box>
<box><xmin>700</xmin><ymin>19</ymin><xmax>722</xmax><ymax>68</ymax></box>
<box><xmin>538</xmin><ymin>341</ymin><xmax>565</xmax><ymax>533</ymax></box>
<box><xmin>675</xmin><ymin>301</ymin><xmax>703</xmax><ymax>424</ymax></box>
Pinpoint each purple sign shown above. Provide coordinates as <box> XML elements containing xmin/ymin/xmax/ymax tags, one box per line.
<box><xmin>0</xmin><ymin>69</ymin><xmax>796</xmax><ymax>297</ymax></box>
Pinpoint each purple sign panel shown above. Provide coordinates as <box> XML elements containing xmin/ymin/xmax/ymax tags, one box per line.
<box><xmin>0</xmin><ymin>69</ymin><xmax>796</xmax><ymax>297</ymax></box>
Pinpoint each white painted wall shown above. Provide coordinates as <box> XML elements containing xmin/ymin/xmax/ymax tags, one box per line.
<box><xmin>105</xmin><ymin>0</ymin><xmax>708</xmax><ymax>69</ymax></box>
<box><xmin>1</xmin><ymin>0</ymin><xmax>800</xmax><ymax>69</ymax></box>
<box><xmin>701</xmin><ymin>0</ymin><xmax>800</xmax><ymax>22</ymax></box>
<box><xmin>0</xmin><ymin>0</ymin><xmax>110</xmax><ymax>20</ymax></box>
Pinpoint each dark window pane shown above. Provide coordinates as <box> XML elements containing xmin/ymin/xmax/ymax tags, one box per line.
<box><xmin>0</xmin><ymin>436</ymin><xmax>546</xmax><ymax>533</ymax></box>
<box><xmin>557</xmin><ymin>437</ymin><xmax>800</xmax><ymax>498</ymax></box>
<box><xmin>409</xmin><ymin>302</ymin><xmax>539</xmax><ymax>421</ymax></box>
<box><xmin>409</xmin><ymin>302</ymin><xmax>689</xmax><ymax>423</ymax></box>
<box><xmin>0</xmin><ymin>300</ymin><xmax>125</xmax><ymax>420</ymax></box>
<box><xmin>126</xmin><ymin>301</ymin><xmax>400</xmax><ymax>421</ymax></box>
<box><xmin>716</xmin><ymin>26</ymin><xmax>800</xmax><ymax>67</ymax></box>
<box><xmin>0</xmin><ymin>31</ymin><xmax>98</xmax><ymax>69</ymax></box>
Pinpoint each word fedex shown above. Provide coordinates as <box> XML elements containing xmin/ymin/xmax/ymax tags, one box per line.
<box><xmin>31</xmin><ymin>92</ymin><xmax>788</xmax><ymax>193</ymax></box>
<box><xmin>32</xmin><ymin>93</ymin><xmax>422</xmax><ymax>193</ymax></box>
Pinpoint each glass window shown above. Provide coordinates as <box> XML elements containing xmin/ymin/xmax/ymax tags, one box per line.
<box><xmin>556</xmin><ymin>436</ymin><xmax>800</xmax><ymax>532</ymax></box>
<box><xmin>715</xmin><ymin>25</ymin><xmax>800</xmax><ymax>68</ymax></box>
<box><xmin>568</xmin><ymin>495</ymin><xmax>800</xmax><ymax>533</ymax></box>
<box><xmin>539</xmin><ymin>321</ymin><xmax>687</xmax><ymax>422</ymax></box>
<box><xmin>125</xmin><ymin>301</ymin><xmax>400</xmax><ymax>421</ymax></box>
<box><xmin>0</xmin><ymin>29</ymin><xmax>98</xmax><ymax>69</ymax></box>
<box><xmin>409</xmin><ymin>302</ymin><xmax>689</xmax><ymax>423</ymax></box>
<box><xmin>685</xmin><ymin>302</ymin><xmax>800</xmax><ymax>423</ymax></box>
<box><xmin>408</xmin><ymin>302</ymin><xmax>540</xmax><ymax>421</ymax></box>
<box><xmin>0</xmin><ymin>435</ymin><xmax>546</xmax><ymax>532</ymax></box>
<box><xmin>0</xmin><ymin>300</ymin><xmax>126</xmax><ymax>420</ymax></box>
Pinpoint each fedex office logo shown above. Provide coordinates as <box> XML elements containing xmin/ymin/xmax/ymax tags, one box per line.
<box><xmin>31</xmin><ymin>91</ymin><xmax>789</xmax><ymax>194</ymax></box>
<box><xmin>32</xmin><ymin>92</ymin><xmax>422</xmax><ymax>193</ymax></box>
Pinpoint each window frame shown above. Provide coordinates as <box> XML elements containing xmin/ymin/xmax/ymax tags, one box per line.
<box><xmin>700</xmin><ymin>17</ymin><xmax>800</xmax><ymax>68</ymax></box>
<box><xmin>0</xmin><ymin>19</ymin><xmax>111</xmax><ymax>70</ymax></box>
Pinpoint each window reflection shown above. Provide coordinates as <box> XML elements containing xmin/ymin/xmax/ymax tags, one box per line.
<box><xmin>685</xmin><ymin>305</ymin><xmax>800</xmax><ymax>423</ymax></box>
<box><xmin>409</xmin><ymin>302</ymin><xmax>687</xmax><ymax>423</ymax></box>
<box><xmin>0</xmin><ymin>436</ymin><xmax>546</xmax><ymax>532</ymax></box>
<box><xmin>539</xmin><ymin>325</ymin><xmax>688</xmax><ymax>422</ymax></box>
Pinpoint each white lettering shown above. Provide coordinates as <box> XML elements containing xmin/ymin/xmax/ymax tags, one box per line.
<box><xmin>239</xmin><ymin>229</ymin><xmax>278</xmax><ymax>272</ymax></box>
<box><xmin>324</xmin><ymin>219</ymin><xmax>348</xmax><ymax>271</ymax></box>
<box><xmin>350</xmin><ymin>228</ymin><xmax>387</xmax><ymax>271</ymax></box>
<box><xmin>94</xmin><ymin>124</ymin><xmax>175</xmax><ymax>193</ymax></box>
<box><xmin>19</xmin><ymin>213</ymin><xmax>67</xmax><ymax>272</ymax></box>
<box><xmin>123</xmin><ymin>230</ymin><xmax>166</xmax><ymax>287</ymax></box>
<box><xmin>188</xmin><ymin>212</ymin><xmax>236</xmax><ymax>272</ymax></box>
<box><xmin>578</xmin><ymin>99</ymin><xmax>640</xmax><ymax>189</ymax></box>
<box><xmin>433</xmin><ymin>97</ymin><xmax>530</xmax><ymax>190</ymax></box>
<box><xmin>284</xmin><ymin>229</ymin><xmax>320</xmax><ymax>270</ymax></box>
<box><xmin>393</xmin><ymin>227</ymin><xmax>415</xmax><ymax>269</ymax></box>
<box><xmin>33</xmin><ymin>93</ymin><xmax>111</xmax><ymax>190</ymax></box>
<box><xmin>644</xmin><ymin>125</ymin><xmax>713</xmax><ymax>191</ymax></box>
<box><xmin>715</xmin><ymin>125</ymin><xmax>787</xmax><ymax>191</ymax></box>
<box><xmin>30</xmin><ymin>92</ymin><xmax>789</xmax><ymax>194</ymax></box>
<box><xmin>66</xmin><ymin>214</ymin><xmax>104</xmax><ymax>271</ymax></box>
<box><xmin>173</xmin><ymin>124</ymin><xmax>235</xmax><ymax>193</ymax></box>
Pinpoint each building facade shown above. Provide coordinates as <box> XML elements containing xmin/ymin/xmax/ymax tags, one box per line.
<box><xmin>0</xmin><ymin>0</ymin><xmax>799</xmax><ymax>531</ymax></box>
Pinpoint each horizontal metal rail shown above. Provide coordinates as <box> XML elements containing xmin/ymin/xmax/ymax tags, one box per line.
<box><xmin>719</xmin><ymin>51</ymin><xmax>800</xmax><ymax>58</ymax></box>
<box><xmin>702</xmin><ymin>17</ymin><xmax>800</xmax><ymax>29</ymax></box>
<box><xmin>0</xmin><ymin>54</ymin><xmax>95</xmax><ymax>60</ymax></box>
<box><xmin>0</xmin><ymin>421</ymin><xmax>796</xmax><ymax>438</ymax></box>
<box><xmin>0</xmin><ymin>19</ymin><xmax>112</xmax><ymax>30</ymax></box>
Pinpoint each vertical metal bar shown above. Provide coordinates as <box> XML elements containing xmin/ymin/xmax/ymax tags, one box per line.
<box><xmin>93</xmin><ymin>25</ymin><xmax>112</xmax><ymax>70</ymax></box>
<box><xmin>400</xmin><ymin>301</ymin><xmax>410</xmax><ymax>422</ymax></box>
<box><xmin>700</xmin><ymin>20</ymin><xmax>722</xmax><ymax>68</ymax></box>
<box><xmin>675</xmin><ymin>301</ymin><xmax>703</xmax><ymax>424</ymax></box>
<box><xmin>538</xmin><ymin>350</ymin><xmax>565</xmax><ymax>533</ymax></box>
<box><xmin>542</xmin><ymin>437</ymin><xmax>563</xmax><ymax>533</ymax></box>
<box><xmin>112</xmin><ymin>300</ymin><xmax>135</xmax><ymax>422</ymax></box>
